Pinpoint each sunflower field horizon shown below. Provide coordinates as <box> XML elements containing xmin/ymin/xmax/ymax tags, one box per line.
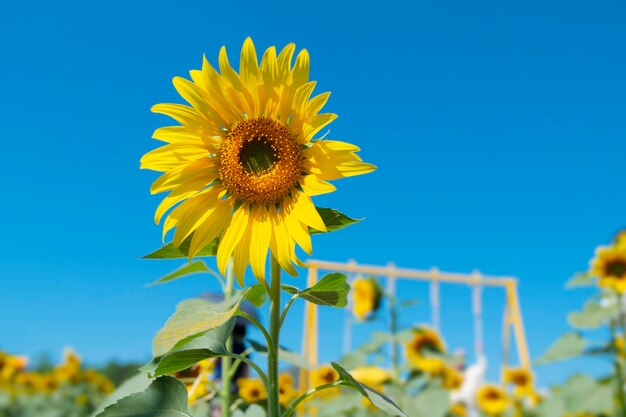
<box><xmin>1</xmin><ymin>1</ymin><xmax>625</xmax><ymax>416</ymax></box>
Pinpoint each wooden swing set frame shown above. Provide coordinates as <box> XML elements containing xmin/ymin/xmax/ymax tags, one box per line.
<box><xmin>298</xmin><ymin>259</ymin><xmax>530</xmax><ymax>390</ymax></box>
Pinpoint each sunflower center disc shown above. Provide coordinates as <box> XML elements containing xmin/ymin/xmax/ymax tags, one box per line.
<box><xmin>607</xmin><ymin>260</ymin><xmax>626</xmax><ymax>278</ymax></box>
<box><xmin>239</xmin><ymin>137</ymin><xmax>278</xmax><ymax>175</ymax></box>
<box><xmin>219</xmin><ymin>117</ymin><xmax>302</xmax><ymax>205</ymax></box>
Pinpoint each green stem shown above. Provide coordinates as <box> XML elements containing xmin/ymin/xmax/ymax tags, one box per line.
<box><xmin>221</xmin><ymin>260</ymin><xmax>235</xmax><ymax>417</ymax></box>
<box><xmin>280</xmin><ymin>294</ymin><xmax>300</xmax><ymax>328</ymax></box>
<box><xmin>267</xmin><ymin>256</ymin><xmax>282</xmax><ymax>417</ymax></box>
<box><xmin>228</xmin><ymin>353</ymin><xmax>269</xmax><ymax>388</ymax></box>
<box><xmin>282</xmin><ymin>382</ymin><xmax>344</xmax><ymax>417</ymax></box>
<box><xmin>227</xmin><ymin>348</ymin><xmax>253</xmax><ymax>380</ymax></box>
<box><xmin>238</xmin><ymin>310</ymin><xmax>274</xmax><ymax>353</ymax></box>
<box><xmin>389</xmin><ymin>293</ymin><xmax>400</xmax><ymax>382</ymax></box>
<box><xmin>611</xmin><ymin>319</ymin><xmax>626</xmax><ymax>417</ymax></box>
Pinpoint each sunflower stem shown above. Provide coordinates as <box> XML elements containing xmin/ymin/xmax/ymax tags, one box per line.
<box><xmin>389</xmin><ymin>293</ymin><xmax>401</xmax><ymax>382</ymax></box>
<box><xmin>267</xmin><ymin>256</ymin><xmax>282</xmax><ymax>417</ymax></box>
<box><xmin>282</xmin><ymin>382</ymin><xmax>345</xmax><ymax>417</ymax></box>
<box><xmin>221</xmin><ymin>259</ymin><xmax>235</xmax><ymax>417</ymax></box>
<box><xmin>611</xmin><ymin>319</ymin><xmax>626</xmax><ymax>417</ymax></box>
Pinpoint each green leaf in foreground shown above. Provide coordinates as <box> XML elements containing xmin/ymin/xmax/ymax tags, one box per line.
<box><xmin>96</xmin><ymin>376</ymin><xmax>191</xmax><ymax>417</ymax></box>
<box><xmin>331</xmin><ymin>362</ymin><xmax>408</xmax><ymax>417</ymax></box>
<box><xmin>142</xmin><ymin>234</ymin><xmax>218</xmax><ymax>259</ymax></box>
<box><xmin>568</xmin><ymin>299</ymin><xmax>618</xmax><ymax>329</ymax></box>
<box><xmin>147</xmin><ymin>260</ymin><xmax>215</xmax><ymax>287</ymax></box>
<box><xmin>410</xmin><ymin>386</ymin><xmax>450</xmax><ymax>417</ymax></box>
<box><xmin>535</xmin><ymin>332</ymin><xmax>587</xmax><ymax>365</ymax></box>
<box><xmin>245</xmin><ymin>284</ymin><xmax>267</xmax><ymax>307</ymax></box>
<box><xmin>310</xmin><ymin>208</ymin><xmax>361</xmax><ymax>235</ymax></box>
<box><xmin>91</xmin><ymin>373</ymin><xmax>153</xmax><ymax>417</ymax></box>
<box><xmin>282</xmin><ymin>273</ymin><xmax>349</xmax><ymax>307</ymax></box>
<box><xmin>144</xmin><ymin>319</ymin><xmax>235</xmax><ymax>377</ymax></box>
<box><xmin>152</xmin><ymin>291</ymin><xmax>247</xmax><ymax>357</ymax></box>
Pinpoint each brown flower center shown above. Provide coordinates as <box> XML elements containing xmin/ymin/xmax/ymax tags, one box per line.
<box><xmin>606</xmin><ymin>259</ymin><xmax>626</xmax><ymax>279</ymax></box>
<box><xmin>218</xmin><ymin>117</ymin><xmax>302</xmax><ymax>205</ymax></box>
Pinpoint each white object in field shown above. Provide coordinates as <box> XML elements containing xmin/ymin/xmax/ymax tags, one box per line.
<box><xmin>451</xmin><ymin>354</ymin><xmax>487</xmax><ymax>415</ymax></box>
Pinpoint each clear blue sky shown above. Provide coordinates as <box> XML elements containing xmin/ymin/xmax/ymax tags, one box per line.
<box><xmin>1</xmin><ymin>0</ymin><xmax>625</xmax><ymax>388</ymax></box>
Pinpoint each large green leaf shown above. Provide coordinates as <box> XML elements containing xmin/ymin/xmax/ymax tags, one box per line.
<box><xmin>561</xmin><ymin>374</ymin><xmax>614</xmax><ymax>415</ymax></box>
<box><xmin>143</xmin><ymin>234</ymin><xmax>219</xmax><ymax>259</ymax></box>
<box><xmin>568</xmin><ymin>299</ymin><xmax>618</xmax><ymax>329</ymax></box>
<box><xmin>144</xmin><ymin>318</ymin><xmax>235</xmax><ymax>377</ymax></box>
<box><xmin>535</xmin><ymin>392</ymin><xmax>566</xmax><ymax>417</ymax></box>
<box><xmin>95</xmin><ymin>376</ymin><xmax>191</xmax><ymax>417</ymax></box>
<box><xmin>282</xmin><ymin>273</ymin><xmax>349</xmax><ymax>307</ymax></box>
<box><xmin>147</xmin><ymin>261</ymin><xmax>216</xmax><ymax>286</ymax></box>
<box><xmin>231</xmin><ymin>405</ymin><xmax>266</xmax><ymax>417</ymax></box>
<box><xmin>410</xmin><ymin>386</ymin><xmax>450</xmax><ymax>417</ymax></box>
<box><xmin>331</xmin><ymin>362</ymin><xmax>408</xmax><ymax>417</ymax></box>
<box><xmin>310</xmin><ymin>208</ymin><xmax>361</xmax><ymax>235</ymax></box>
<box><xmin>535</xmin><ymin>332</ymin><xmax>587</xmax><ymax>365</ymax></box>
<box><xmin>153</xmin><ymin>291</ymin><xmax>247</xmax><ymax>357</ymax></box>
<box><xmin>91</xmin><ymin>373</ymin><xmax>153</xmax><ymax>417</ymax></box>
<box><xmin>245</xmin><ymin>284</ymin><xmax>267</xmax><ymax>307</ymax></box>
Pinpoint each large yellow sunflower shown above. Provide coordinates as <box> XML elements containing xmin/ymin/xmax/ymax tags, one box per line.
<box><xmin>405</xmin><ymin>327</ymin><xmax>447</xmax><ymax>373</ymax></box>
<box><xmin>589</xmin><ymin>244</ymin><xmax>626</xmax><ymax>293</ymax></box>
<box><xmin>141</xmin><ymin>38</ymin><xmax>375</xmax><ymax>283</ymax></box>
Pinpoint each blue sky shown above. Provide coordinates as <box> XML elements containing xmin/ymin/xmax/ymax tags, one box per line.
<box><xmin>1</xmin><ymin>0</ymin><xmax>625</xmax><ymax>388</ymax></box>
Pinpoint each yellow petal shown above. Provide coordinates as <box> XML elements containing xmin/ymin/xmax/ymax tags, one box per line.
<box><xmin>233</xmin><ymin>223</ymin><xmax>253</xmax><ymax>286</ymax></box>
<box><xmin>269</xmin><ymin>206</ymin><xmax>297</xmax><ymax>276</ymax></box>
<box><xmin>290</xmin><ymin>49</ymin><xmax>310</xmax><ymax>89</ymax></box>
<box><xmin>249</xmin><ymin>206</ymin><xmax>272</xmax><ymax>282</ymax></box>
<box><xmin>188</xmin><ymin>199</ymin><xmax>232</xmax><ymax>259</ymax></box>
<box><xmin>282</xmin><ymin>200</ymin><xmax>312</xmax><ymax>255</ymax></box>
<box><xmin>172</xmin><ymin>189</ymin><xmax>221</xmax><ymax>246</ymax></box>
<box><xmin>217</xmin><ymin>205</ymin><xmax>250</xmax><ymax>275</ymax></box>
<box><xmin>151</xmin><ymin>103</ymin><xmax>207</xmax><ymax>129</ymax></box>
<box><xmin>300</xmin><ymin>174</ymin><xmax>336</xmax><ymax>196</ymax></box>
<box><xmin>276</xmin><ymin>43</ymin><xmax>296</xmax><ymax>81</ymax></box>
<box><xmin>303</xmin><ymin>113</ymin><xmax>337</xmax><ymax>141</ymax></box>
<box><xmin>294</xmin><ymin>192</ymin><xmax>326</xmax><ymax>232</ymax></box>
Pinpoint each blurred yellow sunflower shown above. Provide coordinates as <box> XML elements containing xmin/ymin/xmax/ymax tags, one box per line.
<box><xmin>141</xmin><ymin>37</ymin><xmax>375</xmax><ymax>283</ymax></box>
<box><xmin>349</xmin><ymin>366</ymin><xmax>391</xmax><ymax>387</ymax></box>
<box><xmin>589</xmin><ymin>244</ymin><xmax>626</xmax><ymax>293</ymax></box>
<box><xmin>476</xmin><ymin>385</ymin><xmax>508</xmax><ymax>415</ymax></box>
<box><xmin>450</xmin><ymin>402</ymin><xmax>467</xmax><ymax>417</ymax></box>
<box><xmin>351</xmin><ymin>277</ymin><xmax>383</xmax><ymax>321</ymax></box>
<box><xmin>503</xmin><ymin>367</ymin><xmax>533</xmax><ymax>396</ymax></box>
<box><xmin>405</xmin><ymin>327</ymin><xmax>446</xmax><ymax>373</ymax></box>
<box><xmin>439</xmin><ymin>365</ymin><xmax>463</xmax><ymax>390</ymax></box>
<box><xmin>278</xmin><ymin>373</ymin><xmax>298</xmax><ymax>406</ymax></box>
<box><xmin>237</xmin><ymin>377</ymin><xmax>267</xmax><ymax>403</ymax></box>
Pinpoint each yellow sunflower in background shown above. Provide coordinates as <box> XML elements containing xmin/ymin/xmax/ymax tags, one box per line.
<box><xmin>237</xmin><ymin>377</ymin><xmax>267</xmax><ymax>403</ymax></box>
<box><xmin>405</xmin><ymin>327</ymin><xmax>447</xmax><ymax>373</ymax></box>
<box><xmin>351</xmin><ymin>277</ymin><xmax>383</xmax><ymax>321</ymax></box>
<box><xmin>450</xmin><ymin>402</ymin><xmax>467</xmax><ymax>417</ymax></box>
<box><xmin>141</xmin><ymin>38</ymin><xmax>375</xmax><ymax>283</ymax></box>
<box><xmin>278</xmin><ymin>373</ymin><xmax>298</xmax><ymax>406</ymax></box>
<box><xmin>476</xmin><ymin>385</ymin><xmax>509</xmax><ymax>415</ymax></box>
<box><xmin>503</xmin><ymin>367</ymin><xmax>533</xmax><ymax>396</ymax></box>
<box><xmin>349</xmin><ymin>366</ymin><xmax>391</xmax><ymax>387</ymax></box>
<box><xmin>589</xmin><ymin>244</ymin><xmax>626</xmax><ymax>293</ymax></box>
<box><xmin>439</xmin><ymin>365</ymin><xmax>463</xmax><ymax>390</ymax></box>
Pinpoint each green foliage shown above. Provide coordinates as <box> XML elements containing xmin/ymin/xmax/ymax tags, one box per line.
<box><xmin>282</xmin><ymin>273</ymin><xmax>350</xmax><ymax>307</ymax></box>
<box><xmin>247</xmin><ymin>339</ymin><xmax>316</xmax><ymax>369</ymax></box>
<box><xmin>142</xmin><ymin>235</ymin><xmax>218</xmax><ymax>259</ymax></box>
<box><xmin>309</xmin><ymin>208</ymin><xmax>361</xmax><ymax>235</ymax></box>
<box><xmin>330</xmin><ymin>362</ymin><xmax>408</xmax><ymax>417</ymax></box>
<box><xmin>568</xmin><ymin>299</ymin><xmax>619</xmax><ymax>329</ymax></box>
<box><xmin>565</xmin><ymin>272</ymin><xmax>595</xmax><ymax>288</ymax></box>
<box><xmin>408</xmin><ymin>386</ymin><xmax>449</xmax><ymax>417</ymax></box>
<box><xmin>245</xmin><ymin>284</ymin><xmax>267</xmax><ymax>307</ymax></box>
<box><xmin>152</xmin><ymin>290</ymin><xmax>247</xmax><ymax>357</ymax></box>
<box><xmin>91</xmin><ymin>373</ymin><xmax>152</xmax><ymax>416</ymax></box>
<box><xmin>95</xmin><ymin>376</ymin><xmax>191</xmax><ymax>417</ymax></box>
<box><xmin>147</xmin><ymin>261</ymin><xmax>216</xmax><ymax>286</ymax></box>
<box><xmin>535</xmin><ymin>332</ymin><xmax>587</xmax><ymax>365</ymax></box>
<box><xmin>144</xmin><ymin>319</ymin><xmax>235</xmax><ymax>377</ymax></box>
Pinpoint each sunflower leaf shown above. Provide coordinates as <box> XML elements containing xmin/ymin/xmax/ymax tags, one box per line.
<box><xmin>152</xmin><ymin>290</ymin><xmax>248</xmax><ymax>357</ymax></box>
<box><xmin>142</xmin><ymin>318</ymin><xmax>235</xmax><ymax>377</ymax></box>
<box><xmin>146</xmin><ymin>260</ymin><xmax>216</xmax><ymax>286</ymax></box>
<box><xmin>310</xmin><ymin>208</ymin><xmax>361</xmax><ymax>234</ymax></box>
<box><xmin>142</xmin><ymin>234</ymin><xmax>219</xmax><ymax>259</ymax></box>
<box><xmin>95</xmin><ymin>376</ymin><xmax>191</xmax><ymax>417</ymax></box>
<box><xmin>535</xmin><ymin>332</ymin><xmax>587</xmax><ymax>365</ymax></box>
<box><xmin>91</xmin><ymin>373</ymin><xmax>153</xmax><ymax>417</ymax></box>
<box><xmin>567</xmin><ymin>300</ymin><xmax>619</xmax><ymax>329</ymax></box>
<box><xmin>565</xmin><ymin>272</ymin><xmax>595</xmax><ymax>289</ymax></box>
<box><xmin>245</xmin><ymin>284</ymin><xmax>268</xmax><ymax>307</ymax></box>
<box><xmin>282</xmin><ymin>273</ymin><xmax>349</xmax><ymax>307</ymax></box>
<box><xmin>331</xmin><ymin>362</ymin><xmax>408</xmax><ymax>417</ymax></box>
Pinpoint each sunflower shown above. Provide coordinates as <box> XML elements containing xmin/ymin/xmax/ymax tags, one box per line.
<box><xmin>450</xmin><ymin>402</ymin><xmax>467</xmax><ymax>417</ymax></box>
<box><xmin>439</xmin><ymin>365</ymin><xmax>463</xmax><ymax>390</ymax></box>
<box><xmin>351</xmin><ymin>277</ymin><xmax>383</xmax><ymax>321</ymax></box>
<box><xmin>278</xmin><ymin>373</ymin><xmax>298</xmax><ymax>406</ymax></box>
<box><xmin>141</xmin><ymin>38</ymin><xmax>375</xmax><ymax>283</ymax></box>
<box><xmin>589</xmin><ymin>244</ymin><xmax>626</xmax><ymax>293</ymax></box>
<box><xmin>349</xmin><ymin>366</ymin><xmax>391</xmax><ymax>387</ymax></box>
<box><xmin>476</xmin><ymin>385</ymin><xmax>508</xmax><ymax>415</ymax></box>
<box><xmin>405</xmin><ymin>327</ymin><xmax>447</xmax><ymax>373</ymax></box>
<box><xmin>502</xmin><ymin>367</ymin><xmax>533</xmax><ymax>396</ymax></box>
<box><xmin>237</xmin><ymin>377</ymin><xmax>267</xmax><ymax>403</ymax></box>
